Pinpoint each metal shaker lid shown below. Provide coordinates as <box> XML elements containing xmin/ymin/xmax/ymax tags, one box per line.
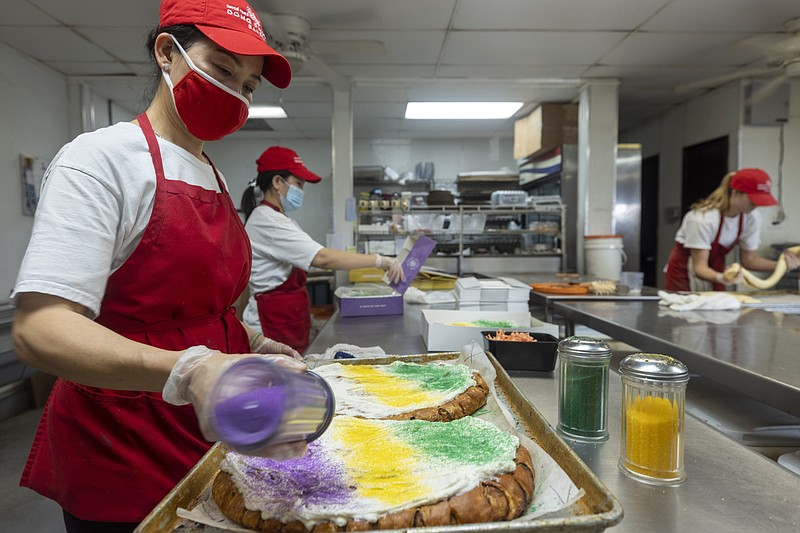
<box><xmin>557</xmin><ymin>336</ymin><xmax>612</xmax><ymax>359</ymax></box>
<box><xmin>619</xmin><ymin>353</ymin><xmax>689</xmax><ymax>382</ymax></box>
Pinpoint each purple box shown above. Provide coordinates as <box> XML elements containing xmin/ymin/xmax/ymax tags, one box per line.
<box><xmin>336</xmin><ymin>290</ymin><xmax>405</xmax><ymax>317</ymax></box>
<box><xmin>337</xmin><ymin>234</ymin><xmax>436</xmax><ymax>317</ymax></box>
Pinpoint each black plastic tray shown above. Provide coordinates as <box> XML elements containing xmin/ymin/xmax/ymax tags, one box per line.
<box><xmin>482</xmin><ymin>331</ymin><xmax>559</xmax><ymax>372</ymax></box>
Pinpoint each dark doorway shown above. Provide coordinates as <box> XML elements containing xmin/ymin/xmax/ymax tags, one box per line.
<box><xmin>682</xmin><ymin>136</ymin><xmax>729</xmax><ymax>214</ymax></box>
<box><xmin>640</xmin><ymin>155</ymin><xmax>659</xmax><ymax>287</ymax></box>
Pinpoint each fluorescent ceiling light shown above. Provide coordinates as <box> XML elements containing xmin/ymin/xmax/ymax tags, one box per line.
<box><xmin>248</xmin><ymin>105</ymin><xmax>287</xmax><ymax>119</ymax></box>
<box><xmin>405</xmin><ymin>101</ymin><xmax>523</xmax><ymax>120</ymax></box>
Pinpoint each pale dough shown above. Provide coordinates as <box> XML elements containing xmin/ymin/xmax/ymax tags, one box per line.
<box><xmin>724</xmin><ymin>245</ymin><xmax>800</xmax><ymax>289</ymax></box>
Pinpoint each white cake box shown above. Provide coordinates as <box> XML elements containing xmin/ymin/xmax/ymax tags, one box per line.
<box><xmin>420</xmin><ymin>309</ymin><xmax>558</xmax><ymax>352</ymax></box>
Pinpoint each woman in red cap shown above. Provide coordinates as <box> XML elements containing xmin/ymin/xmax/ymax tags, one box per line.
<box><xmin>664</xmin><ymin>168</ymin><xmax>800</xmax><ymax>291</ymax></box>
<box><xmin>12</xmin><ymin>1</ymin><xmax>308</xmax><ymax>531</ymax></box>
<box><xmin>240</xmin><ymin>146</ymin><xmax>405</xmax><ymax>354</ymax></box>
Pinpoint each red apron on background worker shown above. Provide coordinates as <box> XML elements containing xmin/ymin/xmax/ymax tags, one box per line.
<box><xmin>664</xmin><ymin>168</ymin><xmax>800</xmax><ymax>291</ymax></box>
<box><xmin>11</xmin><ymin>1</ymin><xmax>305</xmax><ymax>532</ymax></box>
<box><xmin>241</xmin><ymin>147</ymin><xmax>405</xmax><ymax>354</ymax></box>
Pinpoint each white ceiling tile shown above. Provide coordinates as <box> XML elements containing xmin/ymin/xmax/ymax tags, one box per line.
<box><xmin>454</xmin><ymin>0</ymin><xmax>669</xmax><ymax>30</ymax></box>
<box><xmin>586</xmin><ymin>65</ymin><xmax>742</xmax><ymax>88</ymax></box>
<box><xmin>435</xmin><ymin>64</ymin><xmax>586</xmax><ymax>79</ymax></box>
<box><xmin>283</xmin><ymin>102</ymin><xmax>332</xmax><ymax>118</ymax></box>
<box><xmin>602</xmin><ymin>33</ymin><xmax>767</xmax><ymax>67</ymax></box>
<box><xmin>0</xmin><ymin>26</ymin><xmax>116</xmax><ymax>62</ymax></box>
<box><xmin>2</xmin><ymin>0</ymin><xmax>61</xmax><ymax>25</ymax></box>
<box><xmin>442</xmin><ymin>31</ymin><xmax>626</xmax><ymax>65</ymax></box>
<box><xmin>30</xmin><ymin>0</ymin><xmax>160</xmax><ymax>27</ymax></box>
<box><xmin>641</xmin><ymin>0</ymin><xmax>800</xmax><ymax>32</ymax></box>
<box><xmin>78</xmin><ymin>28</ymin><xmax>152</xmax><ymax>63</ymax></box>
<box><xmin>46</xmin><ymin>61</ymin><xmax>138</xmax><ymax>76</ymax></box>
<box><xmin>336</xmin><ymin>64</ymin><xmax>436</xmax><ymax>78</ymax></box>
<box><xmin>312</xmin><ymin>30</ymin><xmax>446</xmax><ymax>64</ymax></box>
<box><xmin>258</xmin><ymin>0</ymin><xmax>456</xmax><ymax>30</ymax></box>
<box><xmin>354</xmin><ymin>102</ymin><xmax>407</xmax><ymax>118</ymax></box>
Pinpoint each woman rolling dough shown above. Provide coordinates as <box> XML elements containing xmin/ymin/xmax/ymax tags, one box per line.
<box><xmin>664</xmin><ymin>168</ymin><xmax>800</xmax><ymax>291</ymax></box>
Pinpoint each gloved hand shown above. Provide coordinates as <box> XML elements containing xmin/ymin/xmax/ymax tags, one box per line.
<box><xmin>783</xmin><ymin>251</ymin><xmax>800</xmax><ymax>271</ymax></box>
<box><xmin>716</xmin><ymin>269</ymin><xmax>744</xmax><ymax>286</ymax></box>
<box><xmin>375</xmin><ymin>254</ymin><xmax>406</xmax><ymax>284</ymax></box>
<box><xmin>162</xmin><ymin>346</ymin><xmax>308</xmax><ymax>458</ymax></box>
<box><xmin>250</xmin><ymin>333</ymin><xmax>302</xmax><ymax>360</ymax></box>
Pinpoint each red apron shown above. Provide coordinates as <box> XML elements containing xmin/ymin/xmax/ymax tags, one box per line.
<box><xmin>665</xmin><ymin>213</ymin><xmax>743</xmax><ymax>291</ymax></box>
<box><xmin>254</xmin><ymin>201</ymin><xmax>311</xmax><ymax>354</ymax></box>
<box><xmin>20</xmin><ymin>113</ymin><xmax>252</xmax><ymax>522</ymax></box>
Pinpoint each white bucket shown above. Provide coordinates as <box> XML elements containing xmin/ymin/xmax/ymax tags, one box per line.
<box><xmin>584</xmin><ymin>235</ymin><xmax>627</xmax><ymax>281</ymax></box>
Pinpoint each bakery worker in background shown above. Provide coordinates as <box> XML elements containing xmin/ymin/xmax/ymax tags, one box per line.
<box><xmin>664</xmin><ymin>168</ymin><xmax>800</xmax><ymax>292</ymax></box>
<box><xmin>11</xmin><ymin>1</ymin><xmax>308</xmax><ymax>531</ymax></box>
<box><xmin>240</xmin><ymin>146</ymin><xmax>405</xmax><ymax>354</ymax></box>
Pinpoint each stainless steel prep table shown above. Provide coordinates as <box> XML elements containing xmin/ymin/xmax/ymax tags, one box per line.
<box><xmin>554</xmin><ymin>300</ymin><xmax>800</xmax><ymax>418</ymax></box>
<box><xmin>529</xmin><ymin>288</ymin><xmax>661</xmax><ymax>323</ymax></box>
<box><xmin>307</xmin><ymin>305</ymin><xmax>800</xmax><ymax>532</ymax></box>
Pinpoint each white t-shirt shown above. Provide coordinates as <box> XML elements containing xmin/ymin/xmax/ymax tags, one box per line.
<box><xmin>674</xmin><ymin>208</ymin><xmax>762</xmax><ymax>251</ymax></box>
<box><xmin>13</xmin><ymin>122</ymin><xmax>227</xmax><ymax>318</ymax></box>
<box><xmin>242</xmin><ymin>205</ymin><xmax>323</xmax><ymax>330</ymax></box>
<box><xmin>245</xmin><ymin>205</ymin><xmax>323</xmax><ymax>293</ymax></box>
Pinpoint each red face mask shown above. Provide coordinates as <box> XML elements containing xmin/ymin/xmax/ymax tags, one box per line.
<box><xmin>163</xmin><ymin>36</ymin><xmax>250</xmax><ymax>141</ymax></box>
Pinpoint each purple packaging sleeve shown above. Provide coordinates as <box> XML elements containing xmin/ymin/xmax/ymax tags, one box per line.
<box><xmin>338</xmin><ymin>294</ymin><xmax>404</xmax><ymax>316</ymax></box>
<box><xmin>390</xmin><ymin>235</ymin><xmax>437</xmax><ymax>295</ymax></box>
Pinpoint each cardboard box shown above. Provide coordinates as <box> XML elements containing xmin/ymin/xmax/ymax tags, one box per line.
<box><xmin>420</xmin><ymin>309</ymin><xmax>558</xmax><ymax>351</ymax></box>
<box><xmin>514</xmin><ymin>103</ymin><xmax>578</xmax><ymax>160</ymax></box>
<box><xmin>336</xmin><ymin>284</ymin><xmax>404</xmax><ymax>317</ymax></box>
<box><xmin>338</xmin><ymin>235</ymin><xmax>437</xmax><ymax>317</ymax></box>
<box><xmin>349</xmin><ymin>268</ymin><xmax>386</xmax><ymax>283</ymax></box>
<box><xmin>455</xmin><ymin>277</ymin><xmax>531</xmax><ymax>303</ymax></box>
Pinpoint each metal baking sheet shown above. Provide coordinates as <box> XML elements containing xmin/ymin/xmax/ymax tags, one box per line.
<box><xmin>136</xmin><ymin>353</ymin><xmax>622</xmax><ymax>532</ymax></box>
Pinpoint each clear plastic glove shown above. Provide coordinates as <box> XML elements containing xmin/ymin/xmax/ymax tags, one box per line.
<box><xmin>251</xmin><ymin>333</ymin><xmax>302</xmax><ymax>360</ymax></box>
<box><xmin>783</xmin><ymin>251</ymin><xmax>800</xmax><ymax>271</ymax></box>
<box><xmin>716</xmin><ymin>269</ymin><xmax>744</xmax><ymax>286</ymax></box>
<box><xmin>162</xmin><ymin>346</ymin><xmax>308</xmax><ymax>458</ymax></box>
<box><xmin>375</xmin><ymin>254</ymin><xmax>406</xmax><ymax>284</ymax></box>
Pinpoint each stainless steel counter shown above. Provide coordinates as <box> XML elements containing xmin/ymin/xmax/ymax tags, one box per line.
<box><xmin>529</xmin><ymin>288</ymin><xmax>661</xmax><ymax>323</ymax></box>
<box><xmin>307</xmin><ymin>305</ymin><xmax>800</xmax><ymax>532</ymax></box>
<box><xmin>553</xmin><ymin>300</ymin><xmax>800</xmax><ymax>418</ymax></box>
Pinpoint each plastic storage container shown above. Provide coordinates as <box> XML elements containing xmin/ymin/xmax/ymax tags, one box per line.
<box><xmin>618</xmin><ymin>353</ymin><xmax>689</xmax><ymax>485</ymax></box>
<box><xmin>491</xmin><ymin>190</ymin><xmax>529</xmax><ymax>206</ymax></box>
<box><xmin>557</xmin><ymin>336</ymin><xmax>612</xmax><ymax>441</ymax></box>
<box><xmin>483</xmin><ymin>331</ymin><xmax>559</xmax><ymax>371</ymax></box>
<box><xmin>207</xmin><ymin>358</ymin><xmax>334</xmax><ymax>454</ymax></box>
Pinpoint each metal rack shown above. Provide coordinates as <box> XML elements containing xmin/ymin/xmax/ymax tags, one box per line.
<box><xmin>354</xmin><ymin>204</ymin><xmax>566</xmax><ymax>275</ymax></box>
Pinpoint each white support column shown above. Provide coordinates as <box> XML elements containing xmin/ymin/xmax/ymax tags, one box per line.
<box><xmin>330</xmin><ymin>85</ymin><xmax>354</xmax><ymax>289</ymax></box>
<box><xmin>576</xmin><ymin>80</ymin><xmax>619</xmax><ymax>273</ymax></box>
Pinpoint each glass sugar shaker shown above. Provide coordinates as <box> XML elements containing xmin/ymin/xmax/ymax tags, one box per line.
<box><xmin>557</xmin><ymin>336</ymin><xmax>613</xmax><ymax>441</ymax></box>
<box><xmin>618</xmin><ymin>353</ymin><xmax>689</xmax><ymax>485</ymax></box>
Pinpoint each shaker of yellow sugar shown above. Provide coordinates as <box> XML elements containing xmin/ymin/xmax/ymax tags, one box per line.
<box><xmin>625</xmin><ymin>395</ymin><xmax>679</xmax><ymax>476</ymax></box>
<box><xmin>618</xmin><ymin>353</ymin><xmax>689</xmax><ymax>485</ymax></box>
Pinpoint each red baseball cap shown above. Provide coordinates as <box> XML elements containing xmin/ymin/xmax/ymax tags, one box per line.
<box><xmin>159</xmin><ymin>0</ymin><xmax>291</xmax><ymax>89</ymax></box>
<box><xmin>730</xmin><ymin>168</ymin><xmax>778</xmax><ymax>206</ymax></box>
<box><xmin>256</xmin><ymin>147</ymin><xmax>322</xmax><ymax>183</ymax></box>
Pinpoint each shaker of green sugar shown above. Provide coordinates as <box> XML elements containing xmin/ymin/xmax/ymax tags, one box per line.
<box><xmin>557</xmin><ymin>336</ymin><xmax>612</xmax><ymax>442</ymax></box>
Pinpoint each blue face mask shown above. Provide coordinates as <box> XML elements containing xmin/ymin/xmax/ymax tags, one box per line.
<box><xmin>280</xmin><ymin>180</ymin><xmax>305</xmax><ymax>212</ymax></box>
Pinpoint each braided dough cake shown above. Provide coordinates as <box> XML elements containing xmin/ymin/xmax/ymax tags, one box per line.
<box><xmin>312</xmin><ymin>361</ymin><xmax>490</xmax><ymax>421</ymax></box>
<box><xmin>212</xmin><ymin>416</ymin><xmax>535</xmax><ymax>532</ymax></box>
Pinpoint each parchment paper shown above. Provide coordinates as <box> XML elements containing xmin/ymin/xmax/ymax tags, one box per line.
<box><xmin>177</xmin><ymin>343</ymin><xmax>582</xmax><ymax>530</ymax></box>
